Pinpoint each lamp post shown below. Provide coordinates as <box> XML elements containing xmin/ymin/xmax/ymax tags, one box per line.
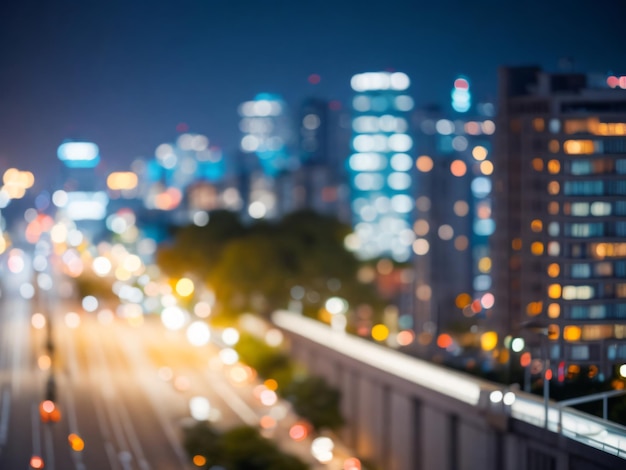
<box><xmin>519</xmin><ymin>320</ymin><xmax>551</xmax><ymax>428</ymax></box>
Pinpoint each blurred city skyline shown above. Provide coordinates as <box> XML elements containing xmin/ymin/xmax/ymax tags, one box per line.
<box><xmin>0</xmin><ymin>0</ymin><xmax>624</xmax><ymax>180</ymax></box>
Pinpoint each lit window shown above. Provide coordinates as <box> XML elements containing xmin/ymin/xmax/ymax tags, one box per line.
<box><xmin>532</xmin><ymin>158</ymin><xmax>544</xmax><ymax>171</ymax></box>
<box><xmin>531</xmin><ymin>242</ymin><xmax>544</xmax><ymax>255</ymax></box>
<box><xmin>549</xmin><ymin>140</ymin><xmax>560</xmax><ymax>153</ymax></box>
<box><xmin>526</xmin><ymin>301</ymin><xmax>543</xmax><ymax>316</ymax></box>
<box><xmin>548</xmin><ymin>284</ymin><xmax>561</xmax><ymax>299</ymax></box>
<box><xmin>478</xmin><ymin>257</ymin><xmax>492</xmax><ymax>273</ymax></box>
<box><xmin>531</xmin><ymin>219</ymin><xmax>543</xmax><ymax>232</ymax></box>
<box><xmin>548</xmin><ymin>222</ymin><xmax>560</xmax><ymax>236</ymax></box>
<box><xmin>533</xmin><ymin>118</ymin><xmax>545</xmax><ymax>132</ymax></box>
<box><xmin>563</xmin><ymin>140</ymin><xmax>595</xmax><ymax>155</ymax></box>
<box><xmin>511</xmin><ymin>238</ymin><xmax>522</xmax><ymax>251</ymax></box>
<box><xmin>547</xmin><ymin>159</ymin><xmax>560</xmax><ymax>174</ymax></box>
<box><xmin>547</xmin><ymin>303</ymin><xmax>560</xmax><ymax>318</ymax></box>
<box><xmin>547</xmin><ymin>241</ymin><xmax>560</xmax><ymax>256</ymax></box>
<box><xmin>563</xmin><ymin>325</ymin><xmax>582</xmax><ymax>342</ymax></box>
<box><xmin>547</xmin><ymin>263</ymin><xmax>560</xmax><ymax>278</ymax></box>
<box><xmin>547</xmin><ymin>181</ymin><xmax>560</xmax><ymax>195</ymax></box>
<box><xmin>548</xmin><ymin>324</ymin><xmax>560</xmax><ymax>340</ymax></box>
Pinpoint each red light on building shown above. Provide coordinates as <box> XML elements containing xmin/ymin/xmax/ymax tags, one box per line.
<box><xmin>454</xmin><ymin>78</ymin><xmax>469</xmax><ymax>90</ymax></box>
<box><xmin>308</xmin><ymin>73</ymin><xmax>321</xmax><ymax>85</ymax></box>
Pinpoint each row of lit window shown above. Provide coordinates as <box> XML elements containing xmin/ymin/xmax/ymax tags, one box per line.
<box><xmin>419</xmin><ymin>118</ymin><xmax>495</xmax><ymax>136</ymax></box>
<box><xmin>533</xmin><ymin>157</ymin><xmax>626</xmax><ymax>175</ymax></box>
<box><xmin>352</xmin><ymin>133</ymin><xmax>413</xmax><ymax>153</ymax></box>
<box><xmin>563</xmin><ymin>118</ymin><xmax>626</xmax><ymax>137</ymax></box>
<box><xmin>559</xmin><ymin>180</ymin><xmax>626</xmax><ymax>196</ymax></box>
<box><xmin>412</xmin><ymin>235</ymin><xmax>470</xmax><ymax>255</ymax></box>
<box><xmin>528</xmin><ymin>301</ymin><xmax>626</xmax><ymax>322</ymax></box>
<box><xmin>352</xmin><ymin>94</ymin><xmax>414</xmax><ymax>113</ymax></box>
<box><xmin>548</xmin><ymin>283</ymin><xmax>626</xmax><ymax>300</ymax></box>
<box><xmin>545</xmin><ymin>138</ymin><xmax>626</xmax><ymax>155</ymax></box>
<box><xmin>348</xmin><ymin>152</ymin><xmax>413</xmax><ymax>172</ymax></box>
<box><xmin>353</xmin><ymin>172</ymin><xmax>412</xmax><ymax>191</ymax></box>
<box><xmin>547</xmin><ymin>260</ymin><xmax>626</xmax><ymax>279</ymax></box>
<box><xmin>415</xmin><ymin>155</ymin><xmax>494</xmax><ymax>178</ymax></box>
<box><xmin>352</xmin><ymin>115</ymin><xmax>409</xmax><ymax>134</ymax></box>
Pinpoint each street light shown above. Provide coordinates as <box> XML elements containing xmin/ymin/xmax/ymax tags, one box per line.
<box><xmin>519</xmin><ymin>320</ymin><xmax>552</xmax><ymax>428</ymax></box>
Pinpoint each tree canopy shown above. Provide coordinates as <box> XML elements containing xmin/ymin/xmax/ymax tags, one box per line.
<box><xmin>156</xmin><ymin>209</ymin><xmax>381</xmax><ymax>319</ymax></box>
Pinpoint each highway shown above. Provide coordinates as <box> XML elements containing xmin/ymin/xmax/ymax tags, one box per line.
<box><xmin>0</xmin><ymin>249</ymin><xmax>350</xmax><ymax>469</ymax></box>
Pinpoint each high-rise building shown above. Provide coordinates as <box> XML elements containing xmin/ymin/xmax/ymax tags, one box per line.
<box><xmin>412</xmin><ymin>78</ymin><xmax>496</xmax><ymax>354</ymax></box>
<box><xmin>493</xmin><ymin>66</ymin><xmax>626</xmax><ymax>377</ymax></box>
<box><xmin>239</xmin><ymin>93</ymin><xmax>293</xmax><ymax>177</ymax></box>
<box><xmin>347</xmin><ymin>71</ymin><xmax>415</xmax><ymax>262</ymax></box>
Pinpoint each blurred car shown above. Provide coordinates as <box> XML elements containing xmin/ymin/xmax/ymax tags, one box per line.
<box><xmin>39</xmin><ymin>400</ymin><xmax>61</xmax><ymax>423</ymax></box>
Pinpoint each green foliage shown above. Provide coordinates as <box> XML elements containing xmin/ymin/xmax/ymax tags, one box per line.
<box><xmin>284</xmin><ymin>376</ymin><xmax>344</xmax><ymax>431</ymax></box>
<box><xmin>183</xmin><ymin>422</ymin><xmax>222</xmax><ymax>464</ymax></box>
<box><xmin>156</xmin><ymin>210</ymin><xmax>246</xmax><ymax>279</ymax></box>
<box><xmin>156</xmin><ymin>209</ymin><xmax>381</xmax><ymax>319</ymax></box>
<box><xmin>234</xmin><ymin>332</ymin><xmax>294</xmax><ymax>384</ymax></box>
<box><xmin>183</xmin><ymin>423</ymin><xmax>308</xmax><ymax>470</ymax></box>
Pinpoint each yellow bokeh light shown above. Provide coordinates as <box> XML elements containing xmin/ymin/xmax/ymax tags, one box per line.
<box><xmin>547</xmin><ymin>159</ymin><xmax>560</xmax><ymax>174</ymax></box>
<box><xmin>107</xmin><ymin>171</ymin><xmax>138</xmax><ymax>191</ymax></box>
<box><xmin>532</xmin><ymin>158</ymin><xmax>544</xmax><ymax>171</ymax></box>
<box><xmin>455</xmin><ymin>293</ymin><xmax>472</xmax><ymax>309</ymax></box>
<box><xmin>480</xmin><ymin>331</ymin><xmax>498</xmax><ymax>351</ymax></box>
<box><xmin>548</xmin><ymin>284</ymin><xmax>562</xmax><ymax>299</ymax></box>
<box><xmin>264</xmin><ymin>379</ymin><xmax>278</xmax><ymax>391</ymax></box>
<box><xmin>526</xmin><ymin>301</ymin><xmax>543</xmax><ymax>316</ymax></box>
<box><xmin>530</xmin><ymin>219</ymin><xmax>543</xmax><ymax>232</ymax></box>
<box><xmin>531</xmin><ymin>241</ymin><xmax>544</xmax><ymax>255</ymax></box>
<box><xmin>479</xmin><ymin>160</ymin><xmax>494</xmax><ymax>175</ymax></box>
<box><xmin>176</xmin><ymin>278</ymin><xmax>195</xmax><ymax>297</ymax></box>
<box><xmin>371</xmin><ymin>324</ymin><xmax>389</xmax><ymax>342</ymax></box>
<box><xmin>68</xmin><ymin>434</ymin><xmax>85</xmax><ymax>452</ymax></box>
<box><xmin>478</xmin><ymin>257</ymin><xmax>492</xmax><ymax>273</ymax></box>
<box><xmin>472</xmin><ymin>146</ymin><xmax>488</xmax><ymax>161</ymax></box>
<box><xmin>563</xmin><ymin>325</ymin><xmax>581</xmax><ymax>342</ymax></box>
<box><xmin>563</xmin><ymin>140</ymin><xmax>594</xmax><ymax>155</ymax></box>
<box><xmin>193</xmin><ymin>455</ymin><xmax>207</xmax><ymax>467</ymax></box>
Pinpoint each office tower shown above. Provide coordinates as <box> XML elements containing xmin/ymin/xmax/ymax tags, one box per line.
<box><xmin>290</xmin><ymin>98</ymin><xmax>350</xmax><ymax>218</ymax></box>
<box><xmin>54</xmin><ymin>141</ymin><xmax>109</xmax><ymax>242</ymax></box>
<box><xmin>239</xmin><ymin>93</ymin><xmax>293</xmax><ymax>176</ymax></box>
<box><xmin>493</xmin><ymin>67</ymin><xmax>626</xmax><ymax>377</ymax></box>
<box><xmin>412</xmin><ymin>78</ymin><xmax>496</xmax><ymax>353</ymax></box>
<box><xmin>348</xmin><ymin>71</ymin><xmax>415</xmax><ymax>262</ymax></box>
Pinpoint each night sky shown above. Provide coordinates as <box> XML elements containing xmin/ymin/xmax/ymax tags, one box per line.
<box><xmin>0</xmin><ymin>0</ymin><xmax>623</xmax><ymax>185</ymax></box>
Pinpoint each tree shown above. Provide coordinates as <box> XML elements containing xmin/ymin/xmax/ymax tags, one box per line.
<box><xmin>156</xmin><ymin>210</ymin><xmax>246</xmax><ymax>279</ymax></box>
<box><xmin>182</xmin><ymin>423</ymin><xmax>308</xmax><ymax>470</ymax></box>
<box><xmin>284</xmin><ymin>376</ymin><xmax>344</xmax><ymax>431</ymax></box>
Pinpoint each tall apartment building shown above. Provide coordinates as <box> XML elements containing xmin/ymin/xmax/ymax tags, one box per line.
<box><xmin>493</xmin><ymin>66</ymin><xmax>626</xmax><ymax>377</ymax></box>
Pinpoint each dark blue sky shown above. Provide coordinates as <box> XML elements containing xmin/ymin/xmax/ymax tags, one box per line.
<box><xmin>0</xmin><ymin>0</ymin><xmax>623</xmax><ymax>182</ymax></box>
